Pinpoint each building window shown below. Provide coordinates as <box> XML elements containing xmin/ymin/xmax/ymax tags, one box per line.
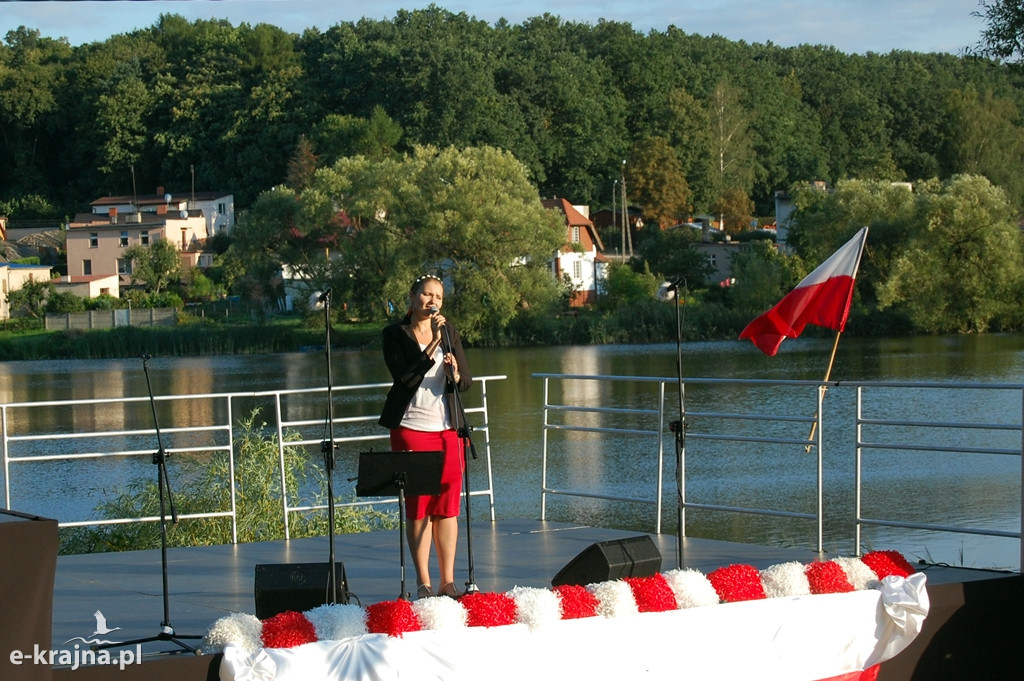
<box><xmin>83</xmin><ymin>259</ymin><xmax>92</xmax><ymax>275</ymax></box>
<box><xmin>89</xmin><ymin>232</ymin><xmax>98</xmax><ymax>248</ymax></box>
<box><xmin>218</xmin><ymin>202</ymin><xmax>227</xmax><ymax>215</ymax></box>
<box><xmin>100</xmin><ymin>288</ymin><xmax>110</xmax><ymax>296</ymax></box>
<box><xmin>117</xmin><ymin>258</ymin><xmax>132</xmax><ymax>275</ymax></box>
<box><xmin>571</xmin><ymin>226</ymin><xmax>581</xmax><ymax>243</ymax></box>
<box><xmin>120</xmin><ymin>231</ymin><xmax>129</xmax><ymax>247</ymax></box>
<box><xmin>141</xmin><ymin>230</ymin><xmax>149</xmax><ymax>245</ymax></box>
<box><xmin>707</xmin><ymin>254</ymin><xmax>718</xmax><ymax>268</ymax></box>
<box><xmin>572</xmin><ymin>260</ymin><xmax>583</xmax><ymax>280</ymax></box>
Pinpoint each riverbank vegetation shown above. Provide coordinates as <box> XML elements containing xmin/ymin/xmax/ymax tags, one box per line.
<box><xmin>59</xmin><ymin>409</ymin><xmax>397</xmax><ymax>555</ymax></box>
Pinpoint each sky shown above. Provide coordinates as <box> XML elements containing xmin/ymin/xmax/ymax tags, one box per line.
<box><xmin>1</xmin><ymin>0</ymin><xmax>990</xmax><ymax>56</ymax></box>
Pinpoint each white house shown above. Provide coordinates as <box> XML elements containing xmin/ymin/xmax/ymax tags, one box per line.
<box><xmin>541</xmin><ymin>198</ymin><xmax>608</xmax><ymax>307</ymax></box>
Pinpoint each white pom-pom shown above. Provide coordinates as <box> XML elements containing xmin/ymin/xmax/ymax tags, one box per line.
<box><xmin>507</xmin><ymin>586</ymin><xmax>561</xmax><ymax>630</ymax></box>
<box><xmin>201</xmin><ymin>612</ymin><xmax>263</xmax><ymax>654</ymax></box>
<box><xmin>412</xmin><ymin>594</ymin><xmax>468</xmax><ymax>630</ymax></box>
<box><xmin>661</xmin><ymin>568</ymin><xmax>720</xmax><ymax>608</ymax></box>
<box><xmin>587</xmin><ymin>579</ymin><xmax>639</xmax><ymax>618</ymax></box>
<box><xmin>304</xmin><ymin>603</ymin><xmax>368</xmax><ymax>641</ymax></box>
<box><xmin>760</xmin><ymin>561</ymin><xmax>812</xmax><ymax>598</ymax></box>
<box><xmin>832</xmin><ymin>556</ymin><xmax>881</xmax><ymax>590</ymax></box>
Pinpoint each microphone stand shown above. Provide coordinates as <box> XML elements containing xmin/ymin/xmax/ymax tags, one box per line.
<box><xmin>440</xmin><ymin>321</ymin><xmax>480</xmax><ymax>594</ymax></box>
<box><xmin>93</xmin><ymin>354</ymin><xmax>201</xmax><ymax>654</ymax></box>
<box><xmin>319</xmin><ymin>289</ymin><xmax>343</xmax><ymax>605</ymax></box>
<box><xmin>667</xmin><ymin>277</ymin><xmax>687</xmax><ymax>570</ymax></box>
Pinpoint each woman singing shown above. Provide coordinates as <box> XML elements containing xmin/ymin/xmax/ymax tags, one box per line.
<box><xmin>378</xmin><ymin>274</ymin><xmax>473</xmax><ymax>599</ymax></box>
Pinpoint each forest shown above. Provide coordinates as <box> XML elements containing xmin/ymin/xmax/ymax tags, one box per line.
<box><xmin>4</xmin><ymin>5</ymin><xmax>1024</xmax><ymax>220</ymax></box>
<box><xmin>3</xmin><ymin>5</ymin><xmax>1024</xmax><ymax>346</ymax></box>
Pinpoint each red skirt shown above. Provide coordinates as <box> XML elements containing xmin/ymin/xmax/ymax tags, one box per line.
<box><xmin>389</xmin><ymin>427</ymin><xmax>464</xmax><ymax>519</ymax></box>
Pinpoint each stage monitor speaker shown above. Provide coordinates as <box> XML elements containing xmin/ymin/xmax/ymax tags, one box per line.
<box><xmin>551</xmin><ymin>535</ymin><xmax>662</xmax><ymax>587</ymax></box>
<box><xmin>254</xmin><ymin>562</ymin><xmax>348</xmax><ymax>619</ymax></box>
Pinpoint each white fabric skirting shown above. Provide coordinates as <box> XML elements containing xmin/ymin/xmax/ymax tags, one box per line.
<box><xmin>220</xmin><ymin>573</ymin><xmax>928</xmax><ymax>681</ymax></box>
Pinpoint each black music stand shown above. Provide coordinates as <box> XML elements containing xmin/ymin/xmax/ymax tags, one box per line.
<box><xmin>356</xmin><ymin>451</ymin><xmax>443</xmax><ymax>600</ymax></box>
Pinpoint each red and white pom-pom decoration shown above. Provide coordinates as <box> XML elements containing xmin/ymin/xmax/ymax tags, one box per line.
<box><xmin>203</xmin><ymin>550</ymin><xmax>918</xmax><ymax>652</ymax></box>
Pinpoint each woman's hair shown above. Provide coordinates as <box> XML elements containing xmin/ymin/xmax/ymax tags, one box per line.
<box><xmin>410</xmin><ymin>273</ymin><xmax>443</xmax><ymax>294</ymax></box>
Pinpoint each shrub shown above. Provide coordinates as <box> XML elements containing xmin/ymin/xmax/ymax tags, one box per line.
<box><xmin>59</xmin><ymin>408</ymin><xmax>396</xmax><ymax>554</ymax></box>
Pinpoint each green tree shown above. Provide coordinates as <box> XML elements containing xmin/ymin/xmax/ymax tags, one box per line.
<box><xmin>0</xmin><ymin>27</ymin><xmax>71</xmax><ymax>196</ymax></box>
<box><xmin>45</xmin><ymin>289</ymin><xmax>87</xmax><ymax>314</ymax></box>
<box><xmin>728</xmin><ymin>240</ymin><xmax>802</xmax><ymax>317</ymax></box>
<box><xmin>310</xmin><ymin>144</ymin><xmax>566</xmax><ymax>341</ymax></box>
<box><xmin>876</xmin><ymin>174</ymin><xmax>1024</xmax><ymax>333</ymax></box>
<box><xmin>6</xmin><ymin>279</ymin><xmax>51</xmax><ymax>318</ymax></box>
<box><xmin>708</xmin><ymin>80</ymin><xmax>756</xmax><ymax>224</ymax></box>
<box><xmin>942</xmin><ymin>85</ymin><xmax>1024</xmax><ymax>210</ymax></box>
<box><xmin>634</xmin><ymin>226</ymin><xmax>715</xmax><ymax>288</ymax></box>
<box><xmin>600</xmin><ymin>262</ymin><xmax>660</xmax><ymax>310</ymax></box>
<box><xmin>124</xmin><ymin>238</ymin><xmax>183</xmax><ymax>294</ymax></box>
<box><xmin>626</xmin><ymin>136</ymin><xmax>692</xmax><ymax>228</ymax></box>
<box><xmin>975</xmin><ymin>0</ymin><xmax>1024</xmax><ymax>63</ymax></box>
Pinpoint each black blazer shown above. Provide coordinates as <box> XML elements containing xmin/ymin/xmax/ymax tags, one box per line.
<box><xmin>378</xmin><ymin>318</ymin><xmax>473</xmax><ymax>430</ymax></box>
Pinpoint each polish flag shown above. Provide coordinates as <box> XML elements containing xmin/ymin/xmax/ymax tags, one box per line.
<box><xmin>740</xmin><ymin>227</ymin><xmax>868</xmax><ymax>356</ymax></box>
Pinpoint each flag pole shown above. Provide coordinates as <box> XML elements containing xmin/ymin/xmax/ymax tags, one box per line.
<box><xmin>805</xmin><ymin>329</ymin><xmax>842</xmax><ymax>453</ymax></box>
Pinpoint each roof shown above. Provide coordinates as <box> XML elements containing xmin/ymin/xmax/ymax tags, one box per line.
<box><xmin>541</xmin><ymin>198</ymin><xmax>605</xmax><ymax>251</ymax></box>
<box><xmin>53</xmin><ymin>274</ymin><xmax>117</xmax><ymax>284</ymax></box>
<box><xmin>90</xmin><ymin>190</ymin><xmax>230</xmax><ymax>207</ymax></box>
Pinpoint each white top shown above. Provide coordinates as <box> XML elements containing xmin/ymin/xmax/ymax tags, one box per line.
<box><xmin>400</xmin><ymin>343</ymin><xmax>450</xmax><ymax>431</ymax></box>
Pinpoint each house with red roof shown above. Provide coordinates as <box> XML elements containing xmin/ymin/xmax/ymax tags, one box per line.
<box><xmin>541</xmin><ymin>198</ymin><xmax>609</xmax><ymax>307</ymax></box>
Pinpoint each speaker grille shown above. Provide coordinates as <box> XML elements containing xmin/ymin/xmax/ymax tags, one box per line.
<box><xmin>254</xmin><ymin>562</ymin><xmax>348</xmax><ymax>619</ymax></box>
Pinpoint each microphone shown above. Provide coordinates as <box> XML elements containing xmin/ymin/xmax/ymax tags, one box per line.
<box><xmin>428</xmin><ymin>306</ymin><xmax>438</xmax><ymax>315</ymax></box>
<box><xmin>318</xmin><ymin>288</ymin><xmax>332</xmax><ymax>302</ymax></box>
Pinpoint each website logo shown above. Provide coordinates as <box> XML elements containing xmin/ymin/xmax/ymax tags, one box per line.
<box><xmin>63</xmin><ymin>610</ymin><xmax>123</xmax><ymax>646</ymax></box>
<box><xmin>9</xmin><ymin>610</ymin><xmax>141</xmax><ymax>671</ymax></box>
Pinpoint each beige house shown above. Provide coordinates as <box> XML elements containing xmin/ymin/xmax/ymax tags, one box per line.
<box><xmin>51</xmin><ymin>274</ymin><xmax>120</xmax><ymax>299</ymax></box>
<box><xmin>1</xmin><ymin>262</ymin><xmax>54</xmax><ymax>320</ymax></box>
<box><xmin>66</xmin><ymin>207</ymin><xmax>214</xmax><ymax>286</ymax></box>
<box><xmin>90</xmin><ymin>187</ymin><xmax>234</xmax><ymax>238</ymax></box>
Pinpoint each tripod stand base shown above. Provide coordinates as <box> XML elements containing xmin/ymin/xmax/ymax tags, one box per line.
<box><xmin>91</xmin><ymin>627</ymin><xmax>203</xmax><ymax>655</ymax></box>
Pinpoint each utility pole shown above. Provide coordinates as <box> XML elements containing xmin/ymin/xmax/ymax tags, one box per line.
<box><xmin>612</xmin><ymin>179</ymin><xmax>618</xmax><ymax>259</ymax></box>
<box><xmin>620</xmin><ymin>160</ymin><xmax>633</xmax><ymax>258</ymax></box>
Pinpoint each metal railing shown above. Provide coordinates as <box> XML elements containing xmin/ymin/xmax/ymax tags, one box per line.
<box><xmin>535</xmin><ymin>373</ymin><xmax>1023</xmax><ymax>569</ymax></box>
<box><xmin>1</xmin><ymin>376</ymin><xmax>505</xmax><ymax>541</ymax></box>
<box><xmin>854</xmin><ymin>381</ymin><xmax>1024</xmax><ymax>554</ymax></box>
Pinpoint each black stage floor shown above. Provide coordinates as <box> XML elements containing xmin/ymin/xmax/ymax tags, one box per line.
<box><xmin>50</xmin><ymin>518</ymin><xmax>1011</xmax><ymax>655</ymax></box>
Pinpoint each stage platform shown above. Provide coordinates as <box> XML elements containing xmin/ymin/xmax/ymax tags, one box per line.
<box><xmin>41</xmin><ymin>519</ymin><xmax>1024</xmax><ymax>680</ymax></box>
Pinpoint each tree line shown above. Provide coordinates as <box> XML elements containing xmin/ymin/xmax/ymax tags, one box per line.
<box><xmin>4</xmin><ymin>6</ymin><xmax>1024</xmax><ymax>221</ymax></box>
<box><xmin>4</xmin><ymin>6</ymin><xmax>1024</xmax><ymax>346</ymax></box>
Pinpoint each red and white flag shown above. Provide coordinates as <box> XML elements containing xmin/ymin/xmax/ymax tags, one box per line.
<box><xmin>740</xmin><ymin>227</ymin><xmax>868</xmax><ymax>356</ymax></box>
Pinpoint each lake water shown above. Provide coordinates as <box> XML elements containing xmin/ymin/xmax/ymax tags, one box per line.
<box><xmin>2</xmin><ymin>333</ymin><xmax>1022</xmax><ymax>571</ymax></box>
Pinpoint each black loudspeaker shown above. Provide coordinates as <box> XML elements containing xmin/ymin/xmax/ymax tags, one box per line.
<box><xmin>551</xmin><ymin>535</ymin><xmax>662</xmax><ymax>587</ymax></box>
<box><xmin>254</xmin><ymin>562</ymin><xmax>348</xmax><ymax>619</ymax></box>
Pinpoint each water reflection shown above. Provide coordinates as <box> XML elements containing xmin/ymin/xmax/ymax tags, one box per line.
<box><xmin>1</xmin><ymin>334</ymin><xmax>1022</xmax><ymax>570</ymax></box>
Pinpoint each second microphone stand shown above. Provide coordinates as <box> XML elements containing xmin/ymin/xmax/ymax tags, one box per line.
<box><xmin>440</xmin><ymin>322</ymin><xmax>480</xmax><ymax>594</ymax></box>
<box><xmin>319</xmin><ymin>289</ymin><xmax>345</xmax><ymax>605</ymax></box>
<box><xmin>94</xmin><ymin>354</ymin><xmax>202</xmax><ymax>655</ymax></box>
<box><xmin>667</xmin><ymin>277</ymin><xmax>687</xmax><ymax>570</ymax></box>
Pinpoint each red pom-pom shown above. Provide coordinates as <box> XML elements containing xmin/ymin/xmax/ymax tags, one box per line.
<box><xmin>805</xmin><ymin>560</ymin><xmax>855</xmax><ymax>594</ymax></box>
<box><xmin>260</xmin><ymin>611</ymin><xmax>317</xmax><ymax>648</ymax></box>
<box><xmin>624</xmin><ymin>573</ymin><xmax>678</xmax><ymax>612</ymax></box>
<box><xmin>366</xmin><ymin>599</ymin><xmax>421</xmax><ymax>637</ymax></box>
<box><xmin>707</xmin><ymin>564</ymin><xmax>767</xmax><ymax>603</ymax></box>
<box><xmin>862</xmin><ymin>550</ymin><xmax>915</xmax><ymax>579</ymax></box>
<box><xmin>460</xmin><ymin>592</ymin><xmax>517</xmax><ymax>628</ymax></box>
<box><xmin>552</xmin><ymin>584</ymin><xmax>599</xmax><ymax>619</ymax></box>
